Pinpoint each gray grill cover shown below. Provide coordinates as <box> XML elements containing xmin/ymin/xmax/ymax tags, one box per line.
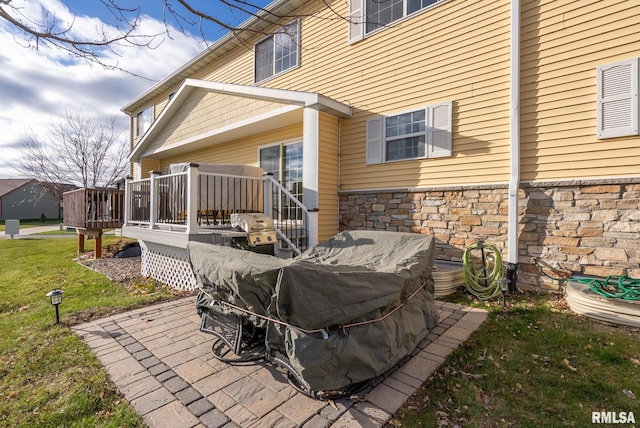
<box><xmin>190</xmin><ymin>230</ymin><xmax>438</xmax><ymax>391</ymax></box>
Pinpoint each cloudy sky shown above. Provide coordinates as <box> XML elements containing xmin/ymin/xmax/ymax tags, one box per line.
<box><xmin>0</xmin><ymin>0</ymin><xmax>260</xmax><ymax>178</ymax></box>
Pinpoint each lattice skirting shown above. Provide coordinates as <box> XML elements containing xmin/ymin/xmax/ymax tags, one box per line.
<box><xmin>139</xmin><ymin>241</ymin><xmax>197</xmax><ymax>291</ymax></box>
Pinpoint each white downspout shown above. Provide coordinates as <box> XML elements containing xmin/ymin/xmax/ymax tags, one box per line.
<box><xmin>507</xmin><ymin>0</ymin><xmax>521</xmax><ymax>291</ymax></box>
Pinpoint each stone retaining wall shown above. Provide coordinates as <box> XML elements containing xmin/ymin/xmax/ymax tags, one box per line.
<box><xmin>339</xmin><ymin>180</ymin><xmax>640</xmax><ymax>291</ymax></box>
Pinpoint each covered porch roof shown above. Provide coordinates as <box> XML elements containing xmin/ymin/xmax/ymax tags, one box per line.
<box><xmin>129</xmin><ymin>79</ymin><xmax>352</xmax><ymax>161</ymax></box>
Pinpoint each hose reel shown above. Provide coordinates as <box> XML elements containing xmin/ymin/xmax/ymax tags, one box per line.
<box><xmin>462</xmin><ymin>240</ymin><xmax>504</xmax><ymax>300</ymax></box>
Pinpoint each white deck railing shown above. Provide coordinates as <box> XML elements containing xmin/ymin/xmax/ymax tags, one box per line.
<box><xmin>124</xmin><ymin>165</ymin><xmax>317</xmax><ymax>254</ymax></box>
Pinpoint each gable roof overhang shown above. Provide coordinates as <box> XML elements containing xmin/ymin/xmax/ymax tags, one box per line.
<box><xmin>129</xmin><ymin>79</ymin><xmax>352</xmax><ymax>161</ymax></box>
<box><xmin>121</xmin><ymin>0</ymin><xmax>310</xmax><ymax>115</ymax></box>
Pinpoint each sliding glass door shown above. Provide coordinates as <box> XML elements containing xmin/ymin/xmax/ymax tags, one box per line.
<box><xmin>260</xmin><ymin>142</ymin><xmax>303</xmax><ymax>220</ymax></box>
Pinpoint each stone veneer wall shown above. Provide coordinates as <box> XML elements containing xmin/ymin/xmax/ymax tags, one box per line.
<box><xmin>339</xmin><ymin>180</ymin><xmax>640</xmax><ymax>291</ymax></box>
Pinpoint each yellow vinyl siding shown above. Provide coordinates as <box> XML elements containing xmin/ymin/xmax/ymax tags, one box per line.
<box><xmin>317</xmin><ymin>113</ymin><xmax>339</xmax><ymax>241</ymax></box>
<box><xmin>158</xmin><ymin>124</ymin><xmax>302</xmax><ymax>169</ymax></box>
<box><xmin>139</xmin><ymin>158</ymin><xmax>161</xmax><ymax>179</ymax></box>
<box><xmin>155</xmin><ymin>99</ymin><xmax>169</xmax><ymax>118</ymax></box>
<box><xmin>306</xmin><ymin>0</ymin><xmax>512</xmax><ymax>191</ymax></box>
<box><xmin>131</xmin><ymin>0</ymin><xmax>640</xmax><ymax>196</ymax></box>
<box><xmin>134</xmin><ymin>0</ymin><xmax>513</xmax><ymax>191</ymax></box>
<box><xmin>137</xmin><ymin>0</ymin><xmax>512</xmax><ymax>190</ymax></box>
<box><xmin>520</xmin><ymin>0</ymin><xmax>640</xmax><ymax>181</ymax></box>
<box><xmin>199</xmin><ymin>47</ymin><xmax>255</xmax><ymax>85</ymax></box>
<box><xmin>147</xmin><ymin>90</ymin><xmax>289</xmax><ymax>154</ymax></box>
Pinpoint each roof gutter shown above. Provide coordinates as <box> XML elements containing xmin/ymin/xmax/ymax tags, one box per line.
<box><xmin>507</xmin><ymin>0</ymin><xmax>521</xmax><ymax>292</ymax></box>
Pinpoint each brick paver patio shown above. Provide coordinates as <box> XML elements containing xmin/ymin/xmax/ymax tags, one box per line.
<box><xmin>73</xmin><ymin>298</ymin><xmax>487</xmax><ymax>427</ymax></box>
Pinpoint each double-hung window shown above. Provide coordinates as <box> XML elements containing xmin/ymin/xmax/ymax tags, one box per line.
<box><xmin>385</xmin><ymin>110</ymin><xmax>426</xmax><ymax>161</ymax></box>
<box><xmin>366</xmin><ymin>101</ymin><xmax>452</xmax><ymax>164</ymax></box>
<box><xmin>254</xmin><ymin>21</ymin><xmax>300</xmax><ymax>84</ymax></box>
<box><xmin>350</xmin><ymin>0</ymin><xmax>446</xmax><ymax>42</ymax></box>
<box><xmin>135</xmin><ymin>106</ymin><xmax>153</xmax><ymax>138</ymax></box>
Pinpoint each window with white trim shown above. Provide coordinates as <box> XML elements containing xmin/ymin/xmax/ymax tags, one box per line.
<box><xmin>366</xmin><ymin>101</ymin><xmax>452</xmax><ymax>164</ymax></box>
<box><xmin>597</xmin><ymin>58</ymin><xmax>639</xmax><ymax>139</ymax></box>
<box><xmin>254</xmin><ymin>21</ymin><xmax>299</xmax><ymax>84</ymax></box>
<box><xmin>350</xmin><ymin>0</ymin><xmax>446</xmax><ymax>42</ymax></box>
<box><xmin>135</xmin><ymin>105</ymin><xmax>153</xmax><ymax>138</ymax></box>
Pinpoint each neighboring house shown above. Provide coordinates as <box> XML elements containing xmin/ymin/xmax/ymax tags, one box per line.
<box><xmin>0</xmin><ymin>179</ymin><xmax>62</xmax><ymax>220</ymax></box>
<box><xmin>121</xmin><ymin>0</ymin><xmax>640</xmax><ymax>291</ymax></box>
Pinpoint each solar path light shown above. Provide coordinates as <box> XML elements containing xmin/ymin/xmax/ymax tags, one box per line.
<box><xmin>46</xmin><ymin>289</ymin><xmax>64</xmax><ymax>324</ymax></box>
<box><xmin>498</xmin><ymin>278</ymin><xmax>509</xmax><ymax>308</ymax></box>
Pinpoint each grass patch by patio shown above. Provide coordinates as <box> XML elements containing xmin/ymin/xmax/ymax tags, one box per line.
<box><xmin>392</xmin><ymin>292</ymin><xmax>640</xmax><ymax>427</ymax></box>
<box><xmin>0</xmin><ymin>237</ymin><xmax>177</xmax><ymax>427</ymax></box>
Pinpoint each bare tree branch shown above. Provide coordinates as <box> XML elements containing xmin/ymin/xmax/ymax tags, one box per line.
<box><xmin>0</xmin><ymin>0</ymin><xmax>352</xmax><ymax>76</ymax></box>
<box><xmin>0</xmin><ymin>0</ymin><xmax>165</xmax><ymax>78</ymax></box>
<box><xmin>14</xmin><ymin>110</ymin><xmax>129</xmax><ymax>194</ymax></box>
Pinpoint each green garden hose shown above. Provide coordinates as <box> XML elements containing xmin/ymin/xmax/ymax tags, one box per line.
<box><xmin>531</xmin><ymin>257</ymin><xmax>640</xmax><ymax>301</ymax></box>
<box><xmin>462</xmin><ymin>241</ymin><xmax>504</xmax><ymax>301</ymax></box>
<box><xmin>575</xmin><ymin>276</ymin><xmax>640</xmax><ymax>300</ymax></box>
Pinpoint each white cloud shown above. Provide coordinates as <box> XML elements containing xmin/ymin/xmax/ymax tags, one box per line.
<box><xmin>0</xmin><ymin>0</ymin><xmax>207</xmax><ymax>178</ymax></box>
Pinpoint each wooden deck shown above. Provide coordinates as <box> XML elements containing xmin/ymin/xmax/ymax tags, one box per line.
<box><xmin>63</xmin><ymin>188</ymin><xmax>125</xmax><ymax>258</ymax></box>
<box><xmin>63</xmin><ymin>188</ymin><xmax>125</xmax><ymax>230</ymax></box>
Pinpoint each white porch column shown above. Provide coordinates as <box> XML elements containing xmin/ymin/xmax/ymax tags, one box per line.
<box><xmin>302</xmin><ymin>106</ymin><xmax>319</xmax><ymax>247</ymax></box>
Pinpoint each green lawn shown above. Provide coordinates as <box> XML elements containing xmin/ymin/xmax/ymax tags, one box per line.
<box><xmin>0</xmin><ymin>237</ymin><xmax>175</xmax><ymax>427</ymax></box>
<box><xmin>1</xmin><ymin>237</ymin><xmax>638</xmax><ymax>427</ymax></box>
<box><xmin>0</xmin><ymin>218</ymin><xmax>63</xmax><ymax>232</ymax></box>
<box><xmin>392</xmin><ymin>292</ymin><xmax>640</xmax><ymax>427</ymax></box>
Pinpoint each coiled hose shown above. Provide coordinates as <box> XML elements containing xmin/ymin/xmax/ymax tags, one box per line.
<box><xmin>531</xmin><ymin>258</ymin><xmax>640</xmax><ymax>301</ymax></box>
<box><xmin>462</xmin><ymin>241</ymin><xmax>504</xmax><ymax>300</ymax></box>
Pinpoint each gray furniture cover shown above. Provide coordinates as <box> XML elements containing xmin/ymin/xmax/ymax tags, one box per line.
<box><xmin>190</xmin><ymin>230</ymin><xmax>439</xmax><ymax>392</ymax></box>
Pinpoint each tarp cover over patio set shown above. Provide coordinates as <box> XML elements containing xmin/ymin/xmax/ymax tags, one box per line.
<box><xmin>189</xmin><ymin>230</ymin><xmax>439</xmax><ymax>398</ymax></box>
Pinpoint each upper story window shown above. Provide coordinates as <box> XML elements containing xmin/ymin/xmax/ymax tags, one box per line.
<box><xmin>135</xmin><ymin>105</ymin><xmax>153</xmax><ymax>138</ymax></box>
<box><xmin>254</xmin><ymin>20</ymin><xmax>299</xmax><ymax>84</ymax></box>
<box><xmin>366</xmin><ymin>101</ymin><xmax>452</xmax><ymax>164</ymax></box>
<box><xmin>350</xmin><ymin>0</ymin><xmax>446</xmax><ymax>42</ymax></box>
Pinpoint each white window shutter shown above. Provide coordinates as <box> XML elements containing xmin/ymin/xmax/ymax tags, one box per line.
<box><xmin>428</xmin><ymin>101</ymin><xmax>452</xmax><ymax>158</ymax></box>
<box><xmin>366</xmin><ymin>117</ymin><xmax>383</xmax><ymax>165</ymax></box>
<box><xmin>349</xmin><ymin>0</ymin><xmax>364</xmax><ymax>44</ymax></box>
<box><xmin>597</xmin><ymin>58</ymin><xmax>639</xmax><ymax>139</ymax></box>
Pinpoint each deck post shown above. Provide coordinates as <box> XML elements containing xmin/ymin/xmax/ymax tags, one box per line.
<box><xmin>76</xmin><ymin>228</ymin><xmax>103</xmax><ymax>258</ymax></box>
<box><xmin>149</xmin><ymin>171</ymin><xmax>160</xmax><ymax>229</ymax></box>
<box><xmin>94</xmin><ymin>233</ymin><xmax>102</xmax><ymax>259</ymax></box>
<box><xmin>123</xmin><ymin>176</ymin><xmax>131</xmax><ymax>226</ymax></box>
<box><xmin>77</xmin><ymin>233</ymin><xmax>85</xmax><ymax>253</ymax></box>
<box><xmin>263</xmin><ymin>172</ymin><xmax>273</xmax><ymax>217</ymax></box>
<box><xmin>307</xmin><ymin>209</ymin><xmax>319</xmax><ymax>248</ymax></box>
<box><xmin>186</xmin><ymin>163</ymin><xmax>200</xmax><ymax>234</ymax></box>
